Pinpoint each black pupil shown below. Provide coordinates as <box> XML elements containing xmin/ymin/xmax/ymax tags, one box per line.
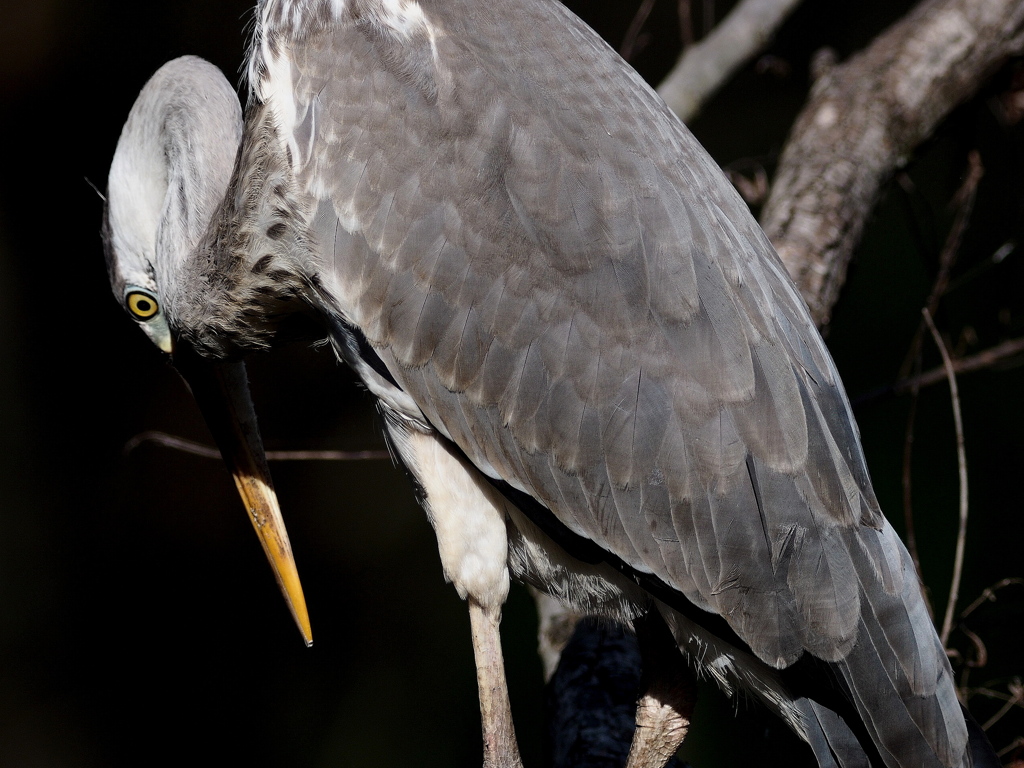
<box><xmin>136</xmin><ymin>299</ymin><xmax>152</xmax><ymax>313</ymax></box>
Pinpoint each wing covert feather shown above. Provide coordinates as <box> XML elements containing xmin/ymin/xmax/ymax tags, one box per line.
<box><xmin>271</xmin><ymin>4</ymin><xmax>962</xmax><ymax>762</ymax></box>
<box><xmin>293</xmin><ymin>0</ymin><xmax>881</xmax><ymax>652</ymax></box>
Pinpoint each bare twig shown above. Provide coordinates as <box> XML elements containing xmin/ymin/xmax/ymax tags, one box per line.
<box><xmin>678</xmin><ymin>0</ymin><xmax>695</xmax><ymax>48</ymax></box>
<box><xmin>879</xmin><ymin>158</ymin><xmax>980</xmax><ymax>595</ymax></box>
<box><xmin>944</xmin><ymin>240</ymin><xmax>1017</xmax><ymax>295</ymax></box>
<box><xmin>997</xmin><ymin>735</ymin><xmax>1024</xmax><ymax>758</ymax></box>
<box><xmin>901</xmin><ymin>355</ymin><xmax>928</xmax><ymax>593</ymax></box>
<box><xmin>266</xmin><ymin>448</ymin><xmax>390</xmax><ymax>461</ymax></box>
<box><xmin>621</xmin><ymin>0</ymin><xmax>657</xmax><ymax>62</ymax></box>
<box><xmin>959</xmin><ymin>577</ymin><xmax>1024</xmax><ymax>619</ymax></box>
<box><xmin>958</xmin><ymin>624</ymin><xmax>988</xmax><ymax>668</ymax></box>
<box><xmin>971</xmin><ymin>685</ymin><xmax>1022</xmax><ymax>702</ymax></box>
<box><xmin>899</xmin><ymin>151</ymin><xmax>984</xmax><ymax>380</ymax></box>
<box><xmin>952</xmin><ymin>579</ymin><xmax>1024</xmax><ymax>707</ymax></box>
<box><xmin>928</xmin><ymin>152</ymin><xmax>984</xmax><ymax>313</ymax></box>
<box><xmin>894</xmin><ymin>337</ymin><xmax>1024</xmax><ymax>393</ymax></box>
<box><xmin>657</xmin><ymin>0</ymin><xmax>805</xmax><ymax>123</ymax></box>
<box><xmin>922</xmin><ymin>309</ymin><xmax>969</xmax><ymax>647</ymax></box>
<box><xmin>894</xmin><ymin>153</ymin><xmax>982</xmax><ymax>595</ymax></box>
<box><xmin>981</xmin><ymin>680</ymin><xmax>1024</xmax><ymax>731</ymax></box>
<box><xmin>123</xmin><ymin>430</ymin><xmax>390</xmax><ymax>461</ymax></box>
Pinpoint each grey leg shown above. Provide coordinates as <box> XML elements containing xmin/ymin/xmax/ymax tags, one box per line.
<box><xmin>469</xmin><ymin>599</ymin><xmax>524</xmax><ymax>768</ymax></box>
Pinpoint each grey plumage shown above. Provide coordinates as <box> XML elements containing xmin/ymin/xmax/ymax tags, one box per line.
<box><xmin>106</xmin><ymin>56</ymin><xmax>242</xmax><ymax>305</ymax></box>
<box><xmin>104</xmin><ymin>2</ymin><xmax>993</xmax><ymax>767</ymax></box>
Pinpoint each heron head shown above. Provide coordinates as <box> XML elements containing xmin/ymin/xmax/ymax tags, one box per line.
<box><xmin>103</xmin><ymin>57</ymin><xmax>312</xmax><ymax>646</ymax></box>
<box><xmin>104</xmin><ymin>56</ymin><xmax>243</xmax><ymax>355</ymax></box>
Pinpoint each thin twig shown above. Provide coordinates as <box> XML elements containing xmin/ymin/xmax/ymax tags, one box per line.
<box><xmin>922</xmin><ymin>309</ymin><xmax>969</xmax><ymax>647</ymax></box>
<box><xmin>996</xmin><ymin>735</ymin><xmax>1024</xmax><ymax>758</ymax></box>
<box><xmin>960</xmin><ymin>577</ymin><xmax>1024</xmax><ymax>619</ymax></box>
<box><xmin>901</xmin><ymin>353</ymin><xmax>927</xmax><ymax>595</ymax></box>
<box><xmin>854</xmin><ymin>335</ymin><xmax>1024</xmax><ymax>410</ymax></box>
<box><xmin>678</xmin><ymin>0</ymin><xmax>695</xmax><ymax>47</ymax></box>
<box><xmin>621</xmin><ymin>0</ymin><xmax>657</xmax><ymax>62</ymax></box>
<box><xmin>952</xmin><ymin>579</ymin><xmax>1024</xmax><ymax>698</ymax></box>
<box><xmin>268</xmin><ymin>448</ymin><xmax>390</xmax><ymax>461</ymax></box>
<box><xmin>123</xmin><ymin>430</ymin><xmax>390</xmax><ymax>461</ymax></box>
<box><xmin>971</xmin><ymin>686</ymin><xmax>1022</xmax><ymax>703</ymax></box>
<box><xmin>898</xmin><ymin>152</ymin><xmax>984</xmax><ymax>380</ymax></box>
<box><xmin>981</xmin><ymin>680</ymin><xmax>1024</xmax><ymax>731</ymax></box>
<box><xmin>891</xmin><ymin>154</ymin><xmax>985</xmax><ymax>602</ymax></box>
<box><xmin>944</xmin><ymin>240</ymin><xmax>1017</xmax><ymax>295</ymax></box>
<box><xmin>958</xmin><ymin>624</ymin><xmax>987</xmax><ymax>668</ymax></box>
<box><xmin>84</xmin><ymin>176</ymin><xmax>106</xmax><ymax>202</ymax></box>
<box><xmin>895</xmin><ymin>337</ymin><xmax>1024</xmax><ymax>393</ymax></box>
<box><xmin>925</xmin><ymin>150</ymin><xmax>984</xmax><ymax>316</ymax></box>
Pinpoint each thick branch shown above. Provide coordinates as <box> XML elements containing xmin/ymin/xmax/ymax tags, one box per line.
<box><xmin>761</xmin><ymin>0</ymin><xmax>1024</xmax><ymax>327</ymax></box>
<box><xmin>657</xmin><ymin>0</ymin><xmax>805</xmax><ymax>123</ymax></box>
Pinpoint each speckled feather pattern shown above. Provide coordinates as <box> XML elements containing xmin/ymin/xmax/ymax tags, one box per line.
<box><xmin>184</xmin><ymin>1</ymin><xmax>972</xmax><ymax>765</ymax></box>
<box><xmin>175</xmin><ymin>105</ymin><xmax>321</xmax><ymax>357</ymax></box>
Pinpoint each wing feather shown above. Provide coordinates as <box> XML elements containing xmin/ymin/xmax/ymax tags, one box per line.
<box><xmin>292</xmin><ymin>1</ymin><xmax>888</xmax><ymax>656</ymax></box>
<box><xmin>266</xmin><ymin>2</ymin><xmax>966</xmax><ymax>763</ymax></box>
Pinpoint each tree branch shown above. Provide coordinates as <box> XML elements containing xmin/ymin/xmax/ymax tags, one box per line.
<box><xmin>658</xmin><ymin>0</ymin><xmax>805</xmax><ymax>123</ymax></box>
<box><xmin>761</xmin><ymin>0</ymin><xmax>1024</xmax><ymax>327</ymax></box>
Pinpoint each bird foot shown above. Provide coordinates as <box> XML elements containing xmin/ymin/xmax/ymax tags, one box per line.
<box><xmin>625</xmin><ymin>611</ymin><xmax>697</xmax><ymax>768</ymax></box>
<box><xmin>625</xmin><ymin>689</ymin><xmax>692</xmax><ymax>768</ymax></box>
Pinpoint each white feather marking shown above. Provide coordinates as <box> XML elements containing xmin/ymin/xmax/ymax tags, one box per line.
<box><xmin>259</xmin><ymin>40</ymin><xmax>300</xmax><ymax>170</ymax></box>
<box><xmin>397</xmin><ymin>429</ymin><xmax>510</xmax><ymax>610</ymax></box>
<box><xmin>376</xmin><ymin>0</ymin><xmax>430</xmax><ymax>39</ymax></box>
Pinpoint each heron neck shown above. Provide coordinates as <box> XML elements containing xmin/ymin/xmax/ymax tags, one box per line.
<box><xmin>155</xmin><ymin>101</ymin><xmax>244</xmax><ymax>291</ymax></box>
<box><xmin>169</xmin><ymin>104</ymin><xmax>321</xmax><ymax>359</ymax></box>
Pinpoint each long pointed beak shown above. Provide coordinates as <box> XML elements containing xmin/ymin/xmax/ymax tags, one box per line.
<box><xmin>172</xmin><ymin>346</ymin><xmax>312</xmax><ymax>646</ymax></box>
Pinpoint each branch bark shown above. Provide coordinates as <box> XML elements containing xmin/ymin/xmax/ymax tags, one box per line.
<box><xmin>657</xmin><ymin>0</ymin><xmax>805</xmax><ymax>123</ymax></box>
<box><xmin>761</xmin><ymin>0</ymin><xmax>1024</xmax><ymax>328</ymax></box>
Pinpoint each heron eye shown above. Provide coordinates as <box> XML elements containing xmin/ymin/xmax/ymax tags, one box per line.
<box><xmin>127</xmin><ymin>291</ymin><xmax>160</xmax><ymax>320</ymax></box>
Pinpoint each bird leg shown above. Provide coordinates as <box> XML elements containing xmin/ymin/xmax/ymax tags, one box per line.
<box><xmin>625</xmin><ymin>610</ymin><xmax>698</xmax><ymax>768</ymax></box>
<box><xmin>468</xmin><ymin>599</ymin><xmax>524</xmax><ymax>768</ymax></box>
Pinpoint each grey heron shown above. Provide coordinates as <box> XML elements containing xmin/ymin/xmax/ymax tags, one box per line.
<box><xmin>103</xmin><ymin>3</ymin><xmax>998</xmax><ymax>767</ymax></box>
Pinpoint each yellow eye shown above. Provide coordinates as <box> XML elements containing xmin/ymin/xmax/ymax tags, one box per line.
<box><xmin>126</xmin><ymin>291</ymin><xmax>160</xmax><ymax>320</ymax></box>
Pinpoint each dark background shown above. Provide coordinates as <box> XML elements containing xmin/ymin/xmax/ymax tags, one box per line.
<box><xmin>0</xmin><ymin>1</ymin><xmax>1021</xmax><ymax>766</ymax></box>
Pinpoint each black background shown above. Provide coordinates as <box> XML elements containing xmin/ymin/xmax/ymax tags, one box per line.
<box><xmin>1</xmin><ymin>1</ymin><xmax>1021</xmax><ymax>766</ymax></box>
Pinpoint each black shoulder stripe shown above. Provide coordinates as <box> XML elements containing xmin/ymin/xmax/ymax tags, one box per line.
<box><xmin>335</xmin><ymin>317</ymin><xmax>401</xmax><ymax>388</ymax></box>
